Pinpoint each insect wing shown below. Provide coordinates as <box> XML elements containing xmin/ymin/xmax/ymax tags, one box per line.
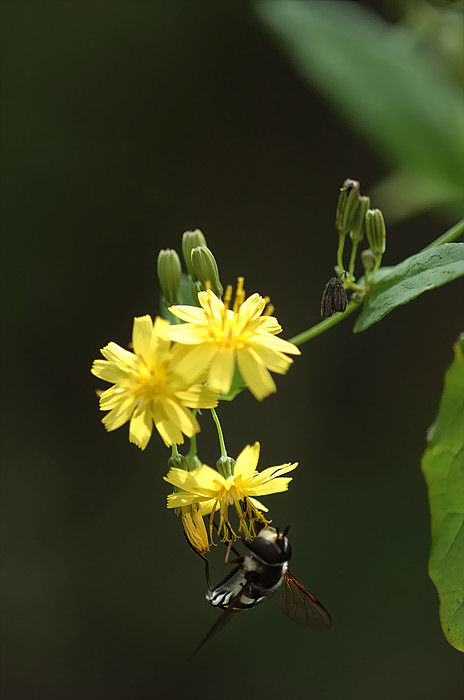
<box><xmin>281</xmin><ymin>571</ymin><xmax>332</xmax><ymax>630</ymax></box>
<box><xmin>192</xmin><ymin>582</ymin><xmax>247</xmax><ymax>657</ymax></box>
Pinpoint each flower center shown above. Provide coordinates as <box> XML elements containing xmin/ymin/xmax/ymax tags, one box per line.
<box><xmin>131</xmin><ymin>360</ymin><xmax>171</xmax><ymax>400</ymax></box>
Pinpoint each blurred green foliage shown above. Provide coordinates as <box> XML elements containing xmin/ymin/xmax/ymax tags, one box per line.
<box><xmin>256</xmin><ymin>0</ymin><xmax>464</xmax><ymax>219</ymax></box>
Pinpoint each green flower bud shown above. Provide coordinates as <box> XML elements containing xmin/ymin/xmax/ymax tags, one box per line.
<box><xmin>336</xmin><ymin>178</ymin><xmax>360</xmax><ymax>235</ymax></box>
<box><xmin>168</xmin><ymin>453</ymin><xmax>188</xmax><ymax>471</ymax></box>
<box><xmin>191</xmin><ymin>246</ymin><xmax>223</xmax><ymax>298</ymax></box>
<box><xmin>349</xmin><ymin>195</ymin><xmax>370</xmax><ymax>244</ymax></box>
<box><xmin>361</xmin><ymin>248</ymin><xmax>376</xmax><ymax>274</ymax></box>
<box><xmin>182</xmin><ymin>229</ymin><xmax>207</xmax><ymax>280</ymax></box>
<box><xmin>216</xmin><ymin>456</ymin><xmax>235</xmax><ymax>478</ymax></box>
<box><xmin>157</xmin><ymin>248</ymin><xmax>181</xmax><ymax>306</ymax></box>
<box><xmin>365</xmin><ymin>208</ymin><xmax>386</xmax><ymax>257</ymax></box>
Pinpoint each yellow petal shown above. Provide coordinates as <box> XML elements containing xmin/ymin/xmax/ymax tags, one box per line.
<box><xmin>208</xmin><ymin>347</ymin><xmax>236</xmax><ymax>394</ymax></box>
<box><xmin>249</xmin><ymin>476</ymin><xmax>293</xmax><ymax>496</ymax></box>
<box><xmin>164</xmin><ymin>467</ymin><xmax>195</xmax><ymax>489</ymax></box>
<box><xmin>101</xmin><ymin>395</ymin><xmax>136</xmax><ymax>430</ymax></box>
<box><xmin>171</xmin><ymin>344</ymin><xmax>218</xmax><ymax>384</ymax></box>
<box><xmin>248</xmin><ymin>462</ymin><xmax>298</xmax><ymax>487</ymax></box>
<box><xmin>249</xmin><ymin>343</ymin><xmax>294</xmax><ymax>374</ymax></box>
<box><xmin>238</xmin><ymin>293</ymin><xmax>266</xmax><ymax>322</ymax></box>
<box><xmin>247</xmin><ymin>496</ymin><xmax>269</xmax><ymax>513</ymax></box>
<box><xmin>237</xmin><ymin>347</ymin><xmax>276</xmax><ymax>400</ymax></box>
<box><xmin>132</xmin><ymin>315</ymin><xmax>155</xmax><ymax>363</ymax></box>
<box><xmin>167</xmin><ymin>492</ymin><xmax>208</xmax><ymax>508</ymax></box>
<box><xmin>129</xmin><ymin>405</ymin><xmax>153</xmax><ymax>450</ymax></box>
<box><xmin>198</xmin><ymin>289</ymin><xmax>225</xmax><ymax>318</ymax></box>
<box><xmin>162</xmin><ymin>397</ymin><xmax>198</xmax><ymax>437</ymax></box>
<box><xmin>175</xmin><ymin>385</ymin><xmax>218</xmax><ymax>409</ymax></box>
<box><xmin>198</xmin><ymin>498</ymin><xmax>218</xmax><ymax>515</ymax></box>
<box><xmin>91</xmin><ymin>359</ymin><xmax>129</xmax><ymax>384</ymax></box>
<box><xmin>254</xmin><ymin>315</ymin><xmax>282</xmax><ymax>334</ymax></box>
<box><xmin>253</xmin><ymin>332</ymin><xmax>301</xmax><ymax>356</ymax></box>
<box><xmin>154</xmin><ymin>415</ymin><xmax>185</xmax><ymax>447</ymax></box>
<box><xmin>100</xmin><ymin>342</ymin><xmax>139</xmax><ymax>370</ymax></box>
<box><xmin>168</xmin><ymin>305</ymin><xmax>207</xmax><ymax>324</ymax></box>
<box><xmin>234</xmin><ymin>442</ymin><xmax>260</xmax><ymax>481</ymax></box>
<box><xmin>99</xmin><ymin>386</ymin><xmax>132</xmax><ymax>411</ymax></box>
<box><xmin>186</xmin><ymin>464</ymin><xmax>227</xmax><ymax>494</ymax></box>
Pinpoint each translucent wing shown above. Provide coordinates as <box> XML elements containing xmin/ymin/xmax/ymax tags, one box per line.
<box><xmin>280</xmin><ymin>570</ymin><xmax>332</xmax><ymax>630</ymax></box>
<box><xmin>191</xmin><ymin>582</ymin><xmax>246</xmax><ymax>658</ymax></box>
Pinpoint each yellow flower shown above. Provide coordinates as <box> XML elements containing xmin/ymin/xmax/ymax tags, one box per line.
<box><xmin>91</xmin><ymin>315</ymin><xmax>218</xmax><ymax>449</ymax></box>
<box><xmin>167</xmin><ymin>278</ymin><xmax>300</xmax><ymax>400</ymax></box>
<box><xmin>164</xmin><ymin>442</ymin><xmax>298</xmax><ymax>541</ymax></box>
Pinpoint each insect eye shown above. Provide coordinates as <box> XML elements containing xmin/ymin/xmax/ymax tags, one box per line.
<box><xmin>281</xmin><ymin>537</ymin><xmax>292</xmax><ymax>561</ymax></box>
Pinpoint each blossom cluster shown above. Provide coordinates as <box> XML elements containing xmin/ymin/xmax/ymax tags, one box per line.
<box><xmin>91</xmin><ymin>229</ymin><xmax>301</xmax><ymax>551</ymax></box>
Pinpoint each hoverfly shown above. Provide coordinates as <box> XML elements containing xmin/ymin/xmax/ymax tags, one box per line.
<box><xmin>191</xmin><ymin>524</ymin><xmax>331</xmax><ymax>654</ymax></box>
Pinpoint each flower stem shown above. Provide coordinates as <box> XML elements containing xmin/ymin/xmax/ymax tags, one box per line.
<box><xmin>336</xmin><ymin>233</ymin><xmax>346</xmax><ymax>274</ymax></box>
<box><xmin>171</xmin><ymin>444</ymin><xmax>179</xmax><ymax>458</ymax></box>
<box><xmin>187</xmin><ymin>420</ymin><xmax>198</xmax><ymax>466</ymax></box>
<box><xmin>369</xmin><ymin>254</ymin><xmax>383</xmax><ymax>285</ymax></box>
<box><xmin>289</xmin><ymin>300</ymin><xmax>361</xmax><ymax>347</ymax></box>
<box><xmin>211</xmin><ymin>407</ymin><xmax>227</xmax><ymax>457</ymax></box>
<box><xmin>347</xmin><ymin>240</ymin><xmax>358</xmax><ymax>281</ymax></box>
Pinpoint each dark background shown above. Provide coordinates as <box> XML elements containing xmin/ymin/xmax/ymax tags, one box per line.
<box><xmin>2</xmin><ymin>2</ymin><xmax>463</xmax><ymax>699</ymax></box>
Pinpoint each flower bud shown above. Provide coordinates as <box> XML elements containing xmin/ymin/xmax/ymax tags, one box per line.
<box><xmin>182</xmin><ymin>229</ymin><xmax>207</xmax><ymax>279</ymax></box>
<box><xmin>349</xmin><ymin>195</ymin><xmax>370</xmax><ymax>244</ymax></box>
<box><xmin>361</xmin><ymin>248</ymin><xmax>376</xmax><ymax>274</ymax></box>
<box><xmin>336</xmin><ymin>178</ymin><xmax>360</xmax><ymax>235</ymax></box>
<box><xmin>168</xmin><ymin>453</ymin><xmax>188</xmax><ymax>471</ymax></box>
<box><xmin>365</xmin><ymin>209</ymin><xmax>386</xmax><ymax>257</ymax></box>
<box><xmin>157</xmin><ymin>249</ymin><xmax>181</xmax><ymax>306</ymax></box>
<box><xmin>216</xmin><ymin>456</ymin><xmax>235</xmax><ymax>478</ymax></box>
<box><xmin>191</xmin><ymin>246</ymin><xmax>223</xmax><ymax>298</ymax></box>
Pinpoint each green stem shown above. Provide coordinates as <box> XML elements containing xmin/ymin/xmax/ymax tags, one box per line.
<box><xmin>289</xmin><ymin>300</ymin><xmax>361</xmax><ymax>347</ymax></box>
<box><xmin>347</xmin><ymin>240</ymin><xmax>359</xmax><ymax>281</ymax></box>
<box><xmin>186</xmin><ymin>415</ymin><xmax>198</xmax><ymax>466</ymax></box>
<box><xmin>171</xmin><ymin>444</ymin><xmax>179</xmax><ymax>458</ymax></box>
<box><xmin>336</xmin><ymin>233</ymin><xmax>346</xmax><ymax>274</ymax></box>
<box><xmin>211</xmin><ymin>407</ymin><xmax>227</xmax><ymax>457</ymax></box>
<box><xmin>369</xmin><ymin>255</ymin><xmax>383</xmax><ymax>284</ymax></box>
<box><xmin>423</xmin><ymin>217</ymin><xmax>464</xmax><ymax>250</ymax></box>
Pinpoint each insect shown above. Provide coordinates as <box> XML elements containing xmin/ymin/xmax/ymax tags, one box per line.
<box><xmin>191</xmin><ymin>524</ymin><xmax>331</xmax><ymax>654</ymax></box>
<box><xmin>320</xmin><ymin>276</ymin><xmax>348</xmax><ymax>318</ymax></box>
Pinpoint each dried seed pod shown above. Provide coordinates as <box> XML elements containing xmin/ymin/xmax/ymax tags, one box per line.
<box><xmin>320</xmin><ymin>277</ymin><xmax>348</xmax><ymax>318</ymax></box>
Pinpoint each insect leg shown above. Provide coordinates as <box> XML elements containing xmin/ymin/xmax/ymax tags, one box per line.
<box><xmin>183</xmin><ymin>532</ymin><xmax>213</xmax><ymax>589</ymax></box>
<box><xmin>224</xmin><ymin>539</ymin><xmax>244</xmax><ymax>566</ymax></box>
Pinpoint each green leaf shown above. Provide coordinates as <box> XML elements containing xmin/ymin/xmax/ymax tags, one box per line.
<box><xmin>422</xmin><ymin>334</ymin><xmax>464</xmax><ymax>652</ymax></box>
<box><xmin>255</xmin><ymin>1</ymin><xmax>464</xmax><ymax>217</ymax></box>
<box><xmin>353</xmin><ymin>243</ymin><xmax>464</xmax><ymax>332</ymax></box>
